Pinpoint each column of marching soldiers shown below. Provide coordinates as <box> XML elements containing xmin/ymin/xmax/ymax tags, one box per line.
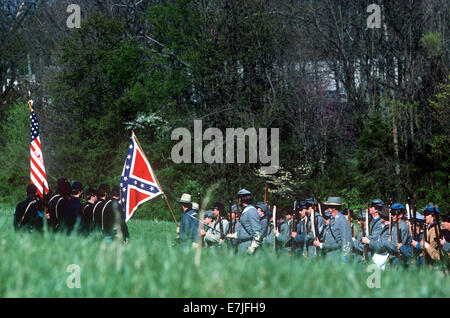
<box><xmin>13</xmin><ymin>179</ymin><xmax>450</xmax><ymax>271</ymax></box>
<box><xmin>13</xmin><ymin>179</ymin><xmax>129</xmax><ymax>243</ymax></box>
<box><xmin>177</xmin><ymin>189</ymin><xmax>449</xmax><ymax>271</ymax></box>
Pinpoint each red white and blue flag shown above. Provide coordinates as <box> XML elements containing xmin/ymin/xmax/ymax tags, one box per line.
<box><xmin>29</xmin><ymin>100</ymin><xmax>49</xmax><ymax>198</ymax></box>
<box><xmin>120</xmin><ymin>132</ymin><xmax>163</xmax><ymax>222</ymax></box>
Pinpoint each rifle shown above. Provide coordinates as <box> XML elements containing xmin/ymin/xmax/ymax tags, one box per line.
<box><xmin>42</xmin><ymin>180</ymin><xmax>48</xmax><ymax>218</ymax></box>
<box><xmin>362</xmin><ymin>202</ymin><xmax>369</xmax><ymax>261</ymax></box>
<box><xmin>422</xmin><ymin>221</ymin><xmax>427</xmax><ymax>269</ymax></box>
<box><xmin>272</xmin><ymin>205</ymin><xmax>277</xmax><ymax>252</ymax></box>
<box><xmin>432</xmin><ymin>203</ymin><xmax>442</xmax><ymax>256</ymax></box>
<box><xmin>197</xmin><ymin>192</ymin><xmax>204</xmax><ymax>247</ymax></box>
<box><xmin>347</xmin><ymin>203</ymin><xmax>354</xmax><ymax>240</ymax></box>
<box><xmin>406</xmin><ymin>196</ymin><xmax>411</xmax><ymax>222</ymax></box>
<box><xmin>388</xmin><ymin>198</ymin><xmax>392</xmax><ymax>241</ymax></box>
<box><xmin>317</xmin><ymin>196</ymin><xmax>323</xmax><ymax>217</ymax></box>
<box><xmin>310</xmin><ymin>200</ymin><xmax>318</xmax><ymax>256</ymax></box>
<box><xmin>396</xmin><ymin>213</ymin><xmax>401</xmax><ymax>262</ymax></box>
<box><xmin>290</xmin><ymin>201</ymin><xmax>297</xmax><ymax>255</ymax></box>
<box><xmin>264</xmin><ymin>184</ymin><xmax>269</xmax><ymax>208</ymax></box>
<box><xmin>228</xmin><ymin>200</ymin><xmax>233</xmax><ymax>234</ymax></box>
<box><xmin>413</xmin><ymin>197</ymin><xmax>417</xmax><ymax>241</ymax></box>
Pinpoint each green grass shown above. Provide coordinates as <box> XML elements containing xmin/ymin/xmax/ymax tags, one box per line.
<box><xmin>0</xmin><ymin>204</ymin><xmax>448</xmax><ymax>297</ymax></box>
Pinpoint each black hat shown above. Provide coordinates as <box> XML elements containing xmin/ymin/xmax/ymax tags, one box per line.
<box><xmin>111</xmin><ymin>185</ymin><xmax>120</xmax><ymax>197</ymax></box>
<box><xmin>26</xmin><ymin>184</ymin><xmax>37</xmax><ymax>197</ymax></box>
<box><xmin>71</xmin><ymin>182</ymin><xmax>83</xmax><ymax>191</ymax></box>
<box><xmin>59</xmin><ymin>180</ymin><xmax>72</xmax><ymax>197</ymax></box>
<box><xmin>85</xmin><ymin>188</ymin><xmax>97</xmax><ymax>198</ymax></box>
<box><xmin>56</xmin><ymin>178</ymin><xmax>68</xmax><ymax>192</ymax></box>
<box><xmin>212</xmin><ymin>201</ymin><xmax>225</xmax><ymax>212</ymax></box>
<box><xmin>442</xmin><ymin>213</ymin><xmax>450</xmax><ymax>223</ymax></box>
<box><xmin>98</xmin><ymin>184</ymin><xmax>110</xmax><ymax>197</ymax></box>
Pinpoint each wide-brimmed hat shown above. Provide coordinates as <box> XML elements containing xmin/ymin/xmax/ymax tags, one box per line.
<box><xmin>192</xmin><ymin>202</ymin><xmax>199</xmax><ymax>210</ymax></box>
<box><xmin>237</xmin><ymin>189</ymin><xmax>251</xmax><ymax>196</ymax></box>
<box><xmin>179</xmin><ymin>193</ymin><xmax>192</xmax><ymax>204</ymax></box>
<box><xmin>324</xmin><ymin>197</ymin><xmax>343</xmax><ymax>207</ymax></box>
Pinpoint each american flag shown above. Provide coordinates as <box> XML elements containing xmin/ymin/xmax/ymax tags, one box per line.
<box><xmin>29</xmin><ymin>100</ymin><xmax>49</xmax><ymax>198</ymax></box>
<box><xmin>120</xmin><ymin>132</ymin><xmax>163</xmax><ymax>222</ymax></box>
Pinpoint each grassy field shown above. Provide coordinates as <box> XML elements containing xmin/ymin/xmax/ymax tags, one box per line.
<box><xmin>0</xmin><ymin>204</ymin><xmax>448</xmax><ymax>298</ymax></box>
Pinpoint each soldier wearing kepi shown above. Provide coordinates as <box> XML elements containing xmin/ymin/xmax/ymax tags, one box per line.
<box><xmin>362</xmin><ymin>206</ymin><xmax>391</xmax><ymax>270</ymax></box>
<box><xmin>314</xmin><ymin>197</ymin><xmax>353</xmax><ymax>261</ymax></box>
<box><xmin>421</xmin><ymin>204</ymin><xmax>444</xmax><ymax>268</ymax></box>
<box><xmin>304</xmin><ymin>198</ymin><xmax>325</xmax><ymax>258</ymax></box>
<box><xmin>292</xmin><ymin>201</ymin><xmax>307</xmax><ymax>258</ymax></box>
<box><xmin>439</xmin><ymin>212</ymin><xmax>450</xmax><ymax>270</ymax></box>
<box><xmin>273</xmin><ymin>207</ymin><xmax>293</xmax><ymax>254</ymax></box>
<box><xmin>410</xmin><ymin>212</ymin><xmax>425</xmax><ymax>268</ymax></box>
<box><xmin>14</xmin><ymin>184</ymin><xmax>44</xmax><ymax>233</ymax></box>
<box><xmin>384</xmin><ymin>203</ymin><xmax>412</xmax><ymax>267</ymax></box>
<box><xmin>354</xmin><ymin>199</ymin><xmax>384</xmax><ymax>259</ymax></box>
<box><xmin>255</xmin><ymin>202</ymin><xmax>269</xmax><ymax>238</ymax></box>
<box><xmin>82</xmin><ymin>188</ymin><xmax>97</xmax><ymax>235</ymax></box>
<box><xmin>226</xmin><ymin>189</ymin><xmax>262</xmax><ymax>255</ymax></box>
<box><xmin>203</xmin><ymin>202</ymin><xmax>229</xmax><ymax>248</ymax></box>
<box><xmin>92</xmin><ymin>184</ymin><xmax>110</xmax><ymax>232</ymax></box>
<box><xmin>202</xmin><ymin>210</ymin><xmax>216</xmax><ymax>248</ymax></box>
<box><xmin>178</xmin><ymin>193</ymin><xmax>199</xmax><ymax>246</ymax></box>
<box><xmin>47</xmin><ymin>178</ymin><xmax>71</xmax><ymax>232</ymax></box>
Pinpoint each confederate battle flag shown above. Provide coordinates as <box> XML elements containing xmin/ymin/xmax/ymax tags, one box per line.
<box><xmin>120</xmin><ymin>132</ymin><xmax>163</xmax><ymax>222</ymax></box>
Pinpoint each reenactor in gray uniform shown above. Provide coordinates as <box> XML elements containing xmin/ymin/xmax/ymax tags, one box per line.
<box><xmin>440</xmin><ymin>212</ymin><xmax>449</xmax><ymax>271</ymax></box>
<box><xmin>226</xmin><ymin>189</ymin><xmax>262</xmax><ymax>255</ymax></box>
<box><xmin>384</xmin><ymin>203</ymin><xmax>412</xmax><ymax>267</ymax></box>
<box><xmin>203</xmin><ymin>202</ymin><xmax>229</xmax><ymax>248</ymax></box>
<box><xmin>255</xmin><ymin>202</ymin><xmax>270</xmax><ymax>238</ymax></box>
<box><xmin>178</xmin><ymin>193</ymin><xmax>199</xmax><ymax>246</ymax></box>
<box><xmin>440</xmin><ymin>213</ymin><xmax>450</xmax><ymax>253</ymax></box>
<box><xmin>273</xmin><ymin>207</ymin><xmax>292</xmax><ymax>254</ymax></box>
<box><xmin>410</xmin><ymin>212</ymin><xmax>425</xmax><ymax>268</ymax></box>
<box><xmin>354</xmin><ymin>199</ymin><xmax>384</xmax><ymax>259</ymax></box>
<box><xmin>202</xmin><ymin>210</ymin><xmax>216</xmax><ymax>247</ymax></box>
<box><xmin>292</xmin><ymin>201</ymin><xmax>307</xmax><ymax>258</ymax></box>
<box><xmin>314</xmin><ymin>197</ymin><xmax>353</xmax><ymax>261</ymax></box>
<box><xmin>261</xmin><ymin>210</ymin><xmax>275</xmax><ymax>250</ymax></box>
<box><xmin>305</xmin><ymin>198</ymin><xmax>325</xmax><ymax>258</ymax></box>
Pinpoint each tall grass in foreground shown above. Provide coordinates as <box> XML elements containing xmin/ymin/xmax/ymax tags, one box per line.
<box><xmin>0</xmin><ymin>205</ymin><xmax>448</xmax><ymax>297</ymax></box>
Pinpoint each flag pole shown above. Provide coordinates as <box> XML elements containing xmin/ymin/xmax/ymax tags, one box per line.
<box><xmin>131</xmin><ymin>131</ymin><xmax>179</xmax><ymax>228</ymax></box>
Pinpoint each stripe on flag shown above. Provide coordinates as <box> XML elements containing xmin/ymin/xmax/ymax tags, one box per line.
<box><xmin>29</xmin><ymin>103</ymin><xmax>48</xmax><ymax>198</ymax></box>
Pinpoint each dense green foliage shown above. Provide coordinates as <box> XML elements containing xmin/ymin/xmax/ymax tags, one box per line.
<box><xmin>0</xmin><ymin>1</ymin><xmax>448</xmax><ymax>218</ymax></box>
<box><xmin>0</xmin><ymin>205</ymin><xmax>448</xmax><ymax>297</ymax></box>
